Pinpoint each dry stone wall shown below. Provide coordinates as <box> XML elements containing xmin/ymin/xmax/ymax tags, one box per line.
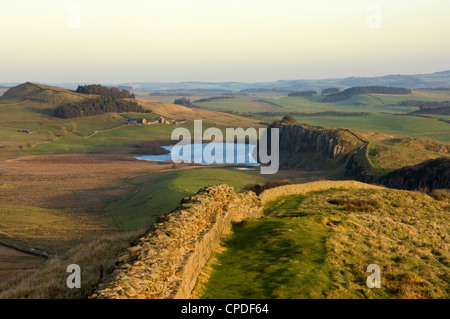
<box><xmin>90</xmin><ymin>184</ymin><xmax>262</xmax><ymax>299</ymax></box>
<box><xmin>90</xmin><ymin>180</ymin><xmax>383</xmax><ymax>299</ymax></box>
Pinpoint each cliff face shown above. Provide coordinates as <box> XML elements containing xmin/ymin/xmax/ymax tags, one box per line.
<box><xmin>270</xmin><ymin>123</ymin><xmax>449</xmax><ymax>191</ymax></box>
<box><xmin>90</xmin><ymin>184</ymin><xmax>262</xmax><ymax>299</ymax></box>
<box><xmin>377</xmin><ymin>157</ymin><xmax>450</xmax><ymax>191</ymax></box>
<box><xmin>345</xmin><ymin>147</ymin><xmax>450</xmax><ymax>191</ymax></box>
<box><xmin>270</xmin><ymin>123</ymin><xmax>364</xmax><ymax>169</ymax></box>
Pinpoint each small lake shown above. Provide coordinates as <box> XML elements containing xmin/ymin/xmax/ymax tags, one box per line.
<box><xmin>135</xmin><ymin>143</ymin><xmax>259</xmax><ymax>166</ymax></box>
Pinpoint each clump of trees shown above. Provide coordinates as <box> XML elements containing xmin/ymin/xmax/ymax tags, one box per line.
<box><xmin>76</xmin><ymin>84</ymin><xmax>135</xmax><ymax>99</ymax></box>
<box><xmin>54</xmin><ymin>96</ymin><xmax>147</xmax><ymax>118</ymax></box>
<box><xmin>288</xmin><ymin>91</ymin><xmax>317</xmax><ymax>97</ymax></box>
<box><xmin>321</xmin><ymin>88</ymin><xmax>340</xmax><ymax>95</ymax></box>
<box><xmin>323</xmin><ymin>86</ymin><xmax>411</xmax><ymax>102</ymax></box>
<box><xmin>194</xmin><ymin>96</ymin><xmax>234</xmax><ymax>103</ymax></box>
<box><xmin>173</xmin><ymin>97</ymin><xmax>192</xmax><ymax>107</ymax></box>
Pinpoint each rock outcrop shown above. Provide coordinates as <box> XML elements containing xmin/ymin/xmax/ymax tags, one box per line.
<box><xmin>90</xmin><ymin>184</ymin><xmax>262</xmax><ymax>299</ymax></box>
<box><xmin>377</xmin><ymin>157</ymin><xmax>450</xmax><ymax>191</ymax></box>
<box><xmin>269</xmin><ymin>123</ymin><xmax>364</xmax><ymax>169</ymax></box>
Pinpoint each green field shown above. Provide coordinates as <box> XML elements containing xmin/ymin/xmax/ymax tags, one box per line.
<box><xmin>193</xmin><ymin>92</ymin><xmax>450</xmax><ymax>143</ymax></box>
<box><xmin>194</xmin><ymin>94</ymin><xmax>422</xmax><ymax>114</ymax></box>
<box><xmin>104</xmin><ymin>167</ymin><xmax>266</xmax><ymax>229</ymax></box>
<box><xmin>293</xmin><ymin>114</ymin><xmax>450</xmax><ymax>142</ymax></box>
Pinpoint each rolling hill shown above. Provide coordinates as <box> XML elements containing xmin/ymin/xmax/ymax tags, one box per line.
<box><xmin>0</xmin><ymin>82</ymin><xmax>261</xmax><ymax>154</ymax></box>
<box><xmin>0</xmin><ymin>82</ymin><xmax>88</xmax><ymax>106</ymax></box>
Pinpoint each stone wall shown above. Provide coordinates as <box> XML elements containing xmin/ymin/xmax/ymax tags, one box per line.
<box><xmin>90</xmin><ymin>184</ymin><xmax>262</xmax><ymax>299</ymax></box>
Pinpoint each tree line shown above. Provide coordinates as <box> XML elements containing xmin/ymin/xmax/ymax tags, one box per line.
<box><xmin>321</xmin><ymin>88</ymin><xmax>340</xmax><ymax>95</ymax></box>
<box><xmin>323</xmin><ymin>86</ymin><xmax>411</xmax><ymax>102</ymax></box>
<box><xmin>288</xmin><ymin>90</ymin><xmax>317</xmax><ymax>97</ymax></box>
<box><xmin>173</xmin><ymin>97</ymin><xmax>193</xmax><ymax>107</ymax></box>
<box><xmin>399</xmin><ymin>100</ymin><xmax>450</xmax><ymax>109</ymax></box>
<box><xmin>54</xmin><ymin>96</ymin><xmax>147</xmax><ymax>118</ymax></box>
<box><xmin>76</xmin><ymin>84</ymin><xmax>135</xmax><ymax>99</ymax></box>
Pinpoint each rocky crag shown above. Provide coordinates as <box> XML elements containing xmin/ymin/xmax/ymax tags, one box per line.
<box><xmin>273</xmin><ymin>123</ymin><xmax>449</xmax><ymax>191</ymax></box>
<box><xmin>268</xmin><ymin>123</ymin><xmax>365</xmax><ymax>169</ymax></box>
<box><xmin>377</xmin><ymin>157</ymin><xmax>450</xmax><ymax>191</ymax></box>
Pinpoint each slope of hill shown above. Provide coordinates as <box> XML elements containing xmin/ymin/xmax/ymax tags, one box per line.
<box><xmin>138</xmin><ymin>99</ymin><xmax>262</xmax><ymax>128</ymax></box>
<box><xmin>0</xmin><ymin>82</ymin><xmax>88</xmax><ymax>106</ymax></box>
<box><xmin>195</xmin><ymin>183</ymin><xmax>450</xmax><ymax>299</ymax></box>
<box><xmin>0</xmin><ymin>82</ymin><xmax>262</xmax><ymax>154</ymax></box>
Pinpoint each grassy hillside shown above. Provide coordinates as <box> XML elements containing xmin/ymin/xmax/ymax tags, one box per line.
<box><xmin>0</xmin><ymin>83</ymin><xmax>261</xmax><ymax>156</ymax></box>
<box><xmin>195</xmin><ymin>187</ymin><xmax>450</xmax><ymax>299</ymax></box>
<box><xmin>0</xmin><ymin>82</ymin><xmax>89</xmax><ymax>107</ymax></box>
<box><xmin>104</xmin><ymin>167</ymin><xmax>266</xmax><ymax>229</ymax></box>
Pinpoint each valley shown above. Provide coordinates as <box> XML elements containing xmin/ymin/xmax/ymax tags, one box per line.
<box><xmin>0</xmin><ymin>80</ymin><xmax>448</xmax><ymax>298</ymax></box>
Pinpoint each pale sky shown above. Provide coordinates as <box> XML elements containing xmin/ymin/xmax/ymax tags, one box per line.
<box><xmin>0</xmin><ymin>0</ymin><xmax>449</xmax><ymax>83</ymax></box>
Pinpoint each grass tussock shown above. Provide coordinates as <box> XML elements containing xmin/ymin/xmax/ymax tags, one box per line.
<box><xmin>328</xmin><ymin>198</ymin><xmax>380</xmax><ymax>212</ymax></box>
<box><xmin>0</xmin><ymin>229</ymin><xmax>144</xmax><ymax>299</ymax></box>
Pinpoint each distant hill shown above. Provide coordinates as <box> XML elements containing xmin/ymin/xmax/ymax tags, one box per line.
<box><xmin>323</xmin><ymin>86</ymin><xmax>411</xmax><ymax>102</ymax></box>
<box><xmin>0</xmin><ymin>82</ymin><xmax>87</xmax><ymax>106</ymax></box>
<box><xmin>5</xmin><ymin>70</ymin><xmax>450</xmax><ymax>92</ymax></box>
<box><xmin>125</xmin><ymin>70</ymin><xmax>450</xmax><ymax>91</ymax></box>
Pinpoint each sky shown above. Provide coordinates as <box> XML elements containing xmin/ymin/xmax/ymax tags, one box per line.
<box><xmin>0</xmin><ymin>0</ymin><xmax>449</xmax><ymax>83</ymax></box>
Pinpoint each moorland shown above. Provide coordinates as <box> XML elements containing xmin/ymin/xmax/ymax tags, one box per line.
<box><xmin>0</xmin><ymin>77</ymin><xmax>448</xmax><ymax>298</ymax></box>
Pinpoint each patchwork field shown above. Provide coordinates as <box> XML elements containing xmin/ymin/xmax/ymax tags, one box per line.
<box><xmin>191</xmin><ymin>91</ymin><xmax>450</xmax><ymax>143</ymax></box>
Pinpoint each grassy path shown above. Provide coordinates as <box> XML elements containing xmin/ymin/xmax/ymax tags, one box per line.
<box><xmin>196</xmin><ymin>193</ymin><xmax>333</xmax><ymax>298</ymax></box>
<box><xmin>194</xmin><ymin>186</ymin><xmax>450</xmax><ymax>299</ymax></box>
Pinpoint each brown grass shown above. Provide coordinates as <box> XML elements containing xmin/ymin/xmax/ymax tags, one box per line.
<box><xmin>328</xmin><ymin>198</ymin><xmax>380</xmax><ymax>212</ymax></box>
<box><xmin>137</xmin><ymin>100</ymin><xmax>263</xmax><ymax>128</ymax></box>
<box><xmin>196</xmin><ymin>184</ymin><xmax>450</xmax><ymax>299</ymax></box>
<box><xmin>0</xmin><ymin>229</ymin><xmax>144</xmax><ymax>299</ymax></box>
<box><xmin>0</xmin><ymin>154</ymin><xmax>175</xmax><ymax>286</ymax></box>
<box><xmin>429</xmin><ymin>188</ymin><xmax>450</xmax><ymax>201</ymax></box>
<box><xmin>306</xmin><ymin>188</ymin><xmax>450</xmax><ymax>298</ymax></box>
